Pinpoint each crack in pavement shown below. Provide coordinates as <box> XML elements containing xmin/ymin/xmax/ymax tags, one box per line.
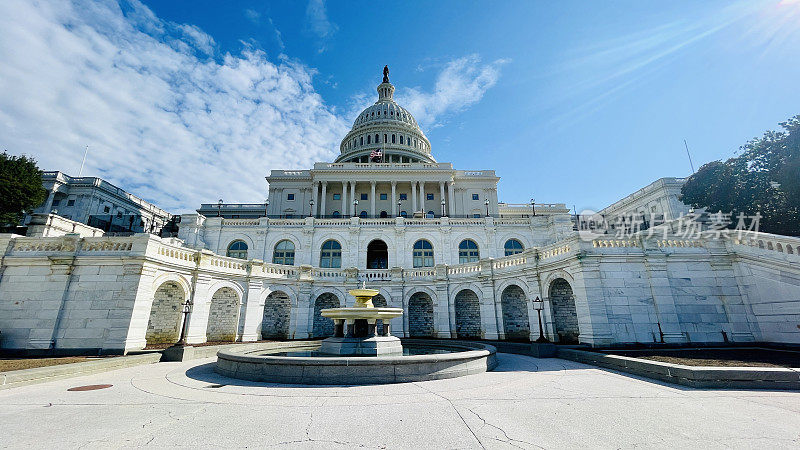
<box><xmin>466</xmin><ymin>407</ymin><xmax>544</xmax><ymax>449</ymax></box>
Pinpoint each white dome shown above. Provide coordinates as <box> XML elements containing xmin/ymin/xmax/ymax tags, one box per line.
<box><xmin>336</xmin><ymin>67</ymin><xmax>433</xmax><ymax>163</ymax></box>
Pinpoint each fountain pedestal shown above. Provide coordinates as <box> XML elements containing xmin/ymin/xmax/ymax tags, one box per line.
<box><xmin>319</xmin><ymin>288</ymin><xmax>404</xmax><ymax>356</ymax></box>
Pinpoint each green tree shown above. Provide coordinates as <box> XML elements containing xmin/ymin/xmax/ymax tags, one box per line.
<box><xmin>0</xmin><ymin>151</ymin><xmax>47</xmax><ymax>227</ymax></box>
<box><xmin>681</xmin><ymin>116</ymin><xmax>800</xmax><ymax>236</ymax></box>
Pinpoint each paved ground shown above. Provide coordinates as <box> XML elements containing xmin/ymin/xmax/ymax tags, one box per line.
<box><xmin>2</xmin><ymin>353</ymin><xmax>799</xmax><ymax>449</ymax></box>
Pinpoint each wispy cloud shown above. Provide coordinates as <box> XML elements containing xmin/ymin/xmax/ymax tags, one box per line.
<box><xmin>304</xmin><ymin>0</ymin><xmax>338</xmax><ymax>53</ymax></box>
<box><xmin>244</xmin><ymin>8</ymin><xmax>260</xmax><ymax>24</ymax></box>
<box><xmin>0</xmin><ymin>0</ymin><xmax>346</xmax><ymax>212</ymax></box>
<box><xmin>397</xmin><ymin>55</ymin><xmax>509</xmax><ymax>128</ymax></box>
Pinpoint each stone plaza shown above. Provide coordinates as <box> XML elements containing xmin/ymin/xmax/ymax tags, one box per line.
<box><xmin>2</xmin><ymin>353</ymin><xmax>799</xmax><ymax>448</ymax></box>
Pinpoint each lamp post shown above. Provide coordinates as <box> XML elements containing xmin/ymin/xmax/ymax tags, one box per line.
<box><xmin>484</xmin><ymin>198</ymin><xmax>490</xmax><ymax>217</ymax></box>
<box><xmin>309</xmin><ymin>199</ymin><xmax>315</xmax><ymax>217</ymax></box>
<box><xmin>530</xmin><ymin>198</ymin><xmax>536</xmax><ymax>217</ymax></box>
<box><xmin>397</xmin><ymin>200</ymin><xmax>402</xmax><ymax>218</ymax></box>
<box><xmin>441</xmin><ymin>199</ymin><xmax>446</xmax><ymax>217</ymax></box>
<box><xmin>532</xmin><ymin>296</ymin><xmax>548</xmax><ymax>343</ymax></box>
<box><xmin>264</xmin><ymin>198</ymin><xmax>269</xmax><ymax>217</ymax></box>
<box><xmin>353</xmin><ymin>199</ymin><xmax>359</xmax><ymax>218</ymax></box>
<box><xmin>176</xmin><ymin>298</ymin><xmax>194</xmax><ymax>347</ymax></box>
<box><xmin>217</xmin><ymin>199</ymin><xmax>223</xmax><ymax>217</ymax></box>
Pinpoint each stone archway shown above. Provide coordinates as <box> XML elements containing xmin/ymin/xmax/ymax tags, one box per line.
<box><xmin>501</xmin><ymin>284</ymin><xmax>530</xmax><ymax>342</ymax></box>
<box><xmin>454</xmin><ymin>289</ymin><xmax>481</xmax><ymax>339</ymax></box>
<box><xmin>312</xmin><ymin>293</ymin><xmax>340</xmax><ymax>337</ymax></box>
<box><xmin>408</xmin><ymin>292</ymin><xmax>434</xmax><ymax>337</ymax></box>
<box><xmin>146</xmin><ymin>281</ymin><xmax>185</xmax><ymax>346</ymax></box>
<box><xmin>262</xmin><ymin>291</ymin><xmax>291</xmax><ymax>339</ymax></box>
<box><xmin>206</xmin><ymin>287</ymin><xmax>240</xmax><ymax>342</ymax></box>
<box><xmin>549</xmin><ymin>278</ymin><xmax>579</xmax><ymax>344</ymax></box>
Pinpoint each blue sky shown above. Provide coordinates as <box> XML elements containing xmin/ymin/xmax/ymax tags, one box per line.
<box><xmin>2</xmin><ymin>0</ymin><xmax>799</xmax><ymax>212</ymax></box>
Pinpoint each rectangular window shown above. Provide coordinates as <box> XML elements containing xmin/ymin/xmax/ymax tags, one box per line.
<box><xmin>333</xmin><ymin>193</ymin><xmax>341</xmax><ymax>200</ymax></box>
<box><xmin>67</xmin><ymin>199</ymin><xmax>75</xmax><ymax>206</ymax></box>
<box><xmin>287</xmin><ymin>193</ymin><xmax>295</xmax><ymax>200</ymax></box>
<box><xmin>400</xmin><ymin>193</ymin><xmax>407</xmax><ymax>200</ymax></box>
<box><xmin>472</xmin><ymin>194</ymin><xmax>479</xmax><ymax>201</ymax></box>
<box><xmin>52</xmin><ymin>199</ymin><xmax>60</xmax><ymax>206</ymax></box>
<box><xmin>360</xmin><ymin>193</ymin><xmax>368</xmax><ymax>200</ymax></box>
<box><xmin>426</xmin><ymin>193</ymin><xmax>434</xmax><ymax>200</ymax></box>
<box><xmin>380</xmin><ymin>193</ymin><xmax>387</xmax><ymax>200</ymax></box>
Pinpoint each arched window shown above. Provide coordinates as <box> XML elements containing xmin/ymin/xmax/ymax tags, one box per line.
<box><xmin>359</xmin><ymin>210</ymin><xmax>368</xmax><ymax>218</ymax></box>
<box><xmin>384</xmin><ymin>134</ymin><xmax>387</xmax><ymax>143</ymax></box>
<box><xmin>272</xmin><ymin>240</ymin><xmax>295</xmax><ymax>265</ymax></box>
<box><xmin>413</xmin><ymin>240</ymin><xmax>434</xmax><ymax>267</ymax></box>
<box><xmin>380</xmin><ymin>211</ymin><xmax>388</xmax><ymax>218</ymax></box>
<box><xmin>367</xmin><ymin>135</ymin><xmax>371</xmax><ymax>144</ymax></box>
<box><xmin>360</xmin><ymin>136</ymin><xmax>364</xmax><ymax>145</ymax></box>
<box><xmin>392</xmin><ymin>134</ymin><xmax>396</xmax><ymax>143</ymax></box>
<box><xmin>320</xmin><ymin>240</ymin><xmax>342</xmax><ymax>268</ymax></box>
<box><xmin>227</xmin><ymin>240</ymin><xmax>248</xmax><ymax>259</ymax></box>
<box><xmin>375</xmin><ymin>133</ymin><xmax>379</xmax><ymax>143</ymax></box>
<box><xmin>332</xmin><ymin>211</ymin><xmax>340</xmax><ymax>218</ymax></box>
<box><xmin>504</xmin><ymin>239</ymin><xmax>524</xmax><ymax>256</ymax></box>
<box><xmin>400</xmin><ymin>135</ymin><xmax>404</xmax><ymax>144</ymax></box>
<box><xmin>458</xmin><ymin>239</ymin><xmax>479</xmax><ymax>263</ymax></box>
<box><xmin>400</xmin><ymin>210</ymin><xmax>408</xmax><ymax>217</ymax></box>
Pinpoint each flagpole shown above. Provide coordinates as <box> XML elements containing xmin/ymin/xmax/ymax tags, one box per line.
<box><xmin>79</xmin><ymin>145</ymin><xmax>89</xmax><ymax>176</ymax></box>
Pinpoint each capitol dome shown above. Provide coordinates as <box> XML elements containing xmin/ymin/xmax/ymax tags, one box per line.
<box><xmin>336</xmin><ymin>66</ymin><xmax>434</xmax><ymax>163</ymax></box>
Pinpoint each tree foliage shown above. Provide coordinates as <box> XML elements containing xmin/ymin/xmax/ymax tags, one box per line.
<box><xmin>0</xmin><ymin>152</ymin><xmax>47</xmax><ymax>226</ymax></box>
<box><xmin>681</xmin><ymin>116</ymin><xmax>800</xmax><ymax>236</ymax></box>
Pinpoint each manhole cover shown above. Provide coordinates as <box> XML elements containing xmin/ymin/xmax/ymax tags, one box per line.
<box><xmin>67</xmin><ymin>384</ymin><xmax>113</xmax><ymax>391</ymax></box>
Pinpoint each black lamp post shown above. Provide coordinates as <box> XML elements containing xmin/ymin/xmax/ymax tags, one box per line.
<box><xmin>484</xmin><ymin>198</ymin><xmax>490</xmax><ymax>217</ymax></box>
<box><xmin>217</xmin><ymin>198</ymin><xmax>223</xmax><ymax>217</ymax></box>
<box><xmin>176</xmin><ymin>298</ymin><xmax>194</xmax><ymax>347</ymax></box>
<box><xmin>530</xmin><ymin>198</ymin><xmax>536</xmax><ymax>217</ymax></box>
<box><xmin>353</xmin><ymin>199</ymin><xmax>359</xmax><ymax>218</ymax></box>
<box><xmin>441</xmin><ymin>199</ymin><xmax>446</xmax><ymax>217</ymax></box>
<box><xmin>533</xmin><ymin>296</ymin><xmax>548</xmax><ymax>343</ymax></box>
<box><xmin>397</xmin><ymin>200</ymin><xmax>402</xmax><ymax>218</ymax></box>
<box><xmin>309</xmin><ymin>199</ymin><xmax>315</xmax><ymax>217</ymax></box>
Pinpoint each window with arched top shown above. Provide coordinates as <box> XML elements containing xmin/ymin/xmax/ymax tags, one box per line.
<box><xmin>320</xmin><ymin>240</ymin><xmax>342</xmax><ymax>268</ymax></box>
<box><xmin>375</xmin><ymin>133</ymin><xmax>379</xmax><ymax>143</ymax></box>
<box><xmin>392</xmin><ymin>134</ymin><xmax>396</xmax><ymax>143</ymax></box>
<box><xmin>367</xmin><ymin>135</ymin><xmax>371</xmax><ymax>144</ymax></box>
<box><xmin>332</xmin><ymin>211</ymin><xmax>340</xmax><ymax>218</ymax></box>
<box><xmin>400</xmin><ymin>210</ymin><xmax>408</xmax><ymax>217</ymax></box>
<box><xmin>413</xmin><ymin>240</ymin><xmax>434</xmax><ymax>268</ymax></box>
<box><xmin>400</xmin><ymin>135</ymin><xmax>404</xmax><ymax>144</ymax></box>
<box><xmin>359</xmin><ymin>210</ymin><xmax>368</xmax><ymax>218</ymax></box>
<box><xmin>272</xmin><ymin>240</ymin><xmax>295</xmax><ymax>265</ymax></box>
<box><xmin>227</xmin><ymin>240</ymin><xmax>248</xmax><ymax>259</ymax></box>
<box><xmin>504</xmin><ymin>239</ymin><xmax>524</xmax><ymax>256</ymax></box>
<box><xmin>458</xmin><ymin>239</ymin><xmax>479</xmax><ymax>263</ymax></box>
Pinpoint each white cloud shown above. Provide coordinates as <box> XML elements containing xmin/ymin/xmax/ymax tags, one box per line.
<box><xmin>244</xmin><ymin>8</ymin><xmax>260</xmax><ymax>24</ymax></box>
<box><xmin>304</xmin><ymin>0</ymin><xmax>338</xmax><ymax>53</ymax></box>
<box><xmin>0</xmin><ymin>0</ymin><xmax>346</xmax><ymax>213</ymax></box>
<box><xmin>396</xmin><ymin>55</ymin><xmax>509</xmax><ymax>128</ymax></box>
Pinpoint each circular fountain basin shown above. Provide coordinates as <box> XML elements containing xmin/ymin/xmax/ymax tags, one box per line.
<box><xmin>215</xmin><ymin>339</ymin><xmax>498</xmax><ymax>385</ymax></box>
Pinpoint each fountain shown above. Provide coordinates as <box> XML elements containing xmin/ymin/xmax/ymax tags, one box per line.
<box><xmin>214</xmin><ymin>282</ymin><xmax>497</xmax><ymax>385</ymax></box>
<box><xmin>318</xmin><ymin>282</ymin><xmax>404</xmax><ymax>356</ymax></box>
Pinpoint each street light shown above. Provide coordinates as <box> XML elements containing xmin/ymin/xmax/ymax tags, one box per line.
<box><xmin>532</xmin><ymin>296</ymin><xmax>548</xmax><ymax>343</ymax></box>
<box><xmin>530</xmin><ymin>198</ymin><xmax>536</xmax><ymax>217</ymax></box>
<box><xmin>309</xmin><ymin>199</ymin><xmax>315</xmax><ymax>217</ymax></box>
<box><xmin>353</xmin><ymin>199</ymin><xmax>359</xmax><ymax>218</ymax></box>
<box><xmin>217</xmin><ymin>199</ymin><xmax>223</xmax><ymax>217</ymax></box>
<box><xmin>176</xmin><ymin>298</ymin><xmax>194</xmax><ymax>346</ymax></box>
<box><xmin>441</xmin><ymin>199</ymin><xmax>446</xmax><ymax>217</ymax></box>
<box><xmin>397</xmin><ymin>200</ymin><xmax>402</xmax><ymax>218</ymax></box>
<box><xmin>484</xmin><ymin>198</ymin><xmax>490</xmax><ymax>217</ymax></box>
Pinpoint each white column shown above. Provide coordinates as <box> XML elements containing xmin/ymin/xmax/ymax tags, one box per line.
<box><xmin>448</xmin><ymin>181</ymin><xmax>455</xmax><ymax>216</ymax></box>
<box><xmin>391</xmin><ymin>181</ymin><xmax>397</xmax><ymax>217</ymax></box>
<box><xmin>411</xmin><ymin>181</ymin><xmax>417</xmax><ymax>213</ymax></box>
<box><xmin>350</xmin><ymin>181</ymin><xmax>357</xmax><ymax>216</ymax></box>
<box><xmin>370</xmin><ymin>181</ymin><xmax>376</xmax><ymax>217</ymax></box>
<box><xmin>312</xmin><ymin>181</ymin><xmax>319</xmax><ymax>217</ymax></box>
<box><xmin>439</xmin><ymin>181</ymin><xmax>445</xmax><ymax>217</ymax></box>
<box><xmin>320</xmin><ymin>182</ymin><xmax>327</xmax><ymax>217</ymax></box>
<box><xmin>419</xmin><ymin>182</ymin><xmax>426</xmax><ymax>215</ymax></box>
<box><xmin>341</xmin><ymin>181</ymin><xmax>347</xmax><ymax>216</ymax></box>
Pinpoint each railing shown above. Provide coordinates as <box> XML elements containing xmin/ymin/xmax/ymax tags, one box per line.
<box><xmin>359</xmin><ymin>269</ymin><xmax>391</xmax><ymax>281</ymax></box>
<box><xmin>207</xmin><ymin>255</ymin><xmax>247</xmax><ymax>272</ymax></box>
<box><xmin>81</xmin><ymin>238</ymin><xmax>134</xmax><ymax>252</ymax></box>
<box><xmin>405</xmin><ymin>268</ymin><xmax>435</xmax><ymax>280</ymax></box>
<box><xmin>155</xmin><ymin>244</ymin><xmax>197</xmax><ymax>263</ymax></box>
<box><xmin>730</xmin><ymin>231</ymin><xmax>799</xmax><ymax>256</ymax></box>
<box><xmin>655</xmin><ymin>239</ymin><xmax>703</xmax><ymax>248</ymax></box>
<box><xmin>259</xmin><ymin>263</ymin><xmax>297</xmax><ymax>277</ymax></box>
<box><xmin>493</xmin><ymin>254</ymin><xmax>527</xmax><ymax>270</ymax></box>
<box><xmin>448</xmin><ymin>262</ymin><xmax>481</xmax><ymax>276</ymax></box>
<box><xmin>539</xmin><ymin>244</ymin><xmax>571</xmax><ymax>260</ymax></box>
<box><xmin>312</xmin><ymin>268</ymin><xmax>346</xmax><ymax>280</ymax></box>
<box><xmin>11</xmin><ymin>237</ymin><xmax>77</xmax><ymax>253</ymax></box>
<box><xmin>592</xmin><ymin>239</ymin><xmax>639</xmax><ymax>248</ymax></box>
<box><xmin>222</xmin><ymin>218</ymin><xmax>260</xmax><ymax>226</ymax></box>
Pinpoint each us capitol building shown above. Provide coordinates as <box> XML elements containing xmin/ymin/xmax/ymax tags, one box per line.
<box><xmin>0</xmin><ymin>68</ymin><xmax>798</xmax><ymax>354</ymax></box>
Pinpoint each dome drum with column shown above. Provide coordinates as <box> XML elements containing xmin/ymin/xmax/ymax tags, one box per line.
<box><xmin>336</xmin><ymin>66</ymin><xmax>434</xmax><ymax>164</ymax></box>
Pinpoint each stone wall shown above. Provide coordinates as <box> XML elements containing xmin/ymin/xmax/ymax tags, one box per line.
<box><xmin>206</xmin><ymin>287</ymin><xmax>239</xmax><ymax>342</ymax></box>
<box><xmin>501</xmin><ymin>285</ymin><xmax>530</xmax><ymax>341</ymax></box>
<box><xmin>454</xmin><ymin>289</ymin><xmax>481</xmax><ymax>339</ymax></box>
<box><xmin>549</xmin><ymin>278</ymin><xmax>579</xmax><ymax>344</ymax></box>
<box><xmin>312</xmin><ymin>293</ymin><xmax>339</xmax><ymax>337</ymax></box>
<box><xmin>145</xmin><ymin>282</ymin><xmax>184</xmax><ymax>345</ymax></box>
<box><xmin>408</xmin><ymin>292</ymin><xmax>434</xmax><ymax>337</ymax></box>
<box><xmin>262</xmin><ymin>291</ymin><xmax>291</xmax><ymax>339</ymax></box>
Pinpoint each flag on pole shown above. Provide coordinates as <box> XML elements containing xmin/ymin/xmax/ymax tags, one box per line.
<box><xmin>370</xmin><ymin>148</ymin><xmax>382</xmax><ymax>162</ymax></box>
